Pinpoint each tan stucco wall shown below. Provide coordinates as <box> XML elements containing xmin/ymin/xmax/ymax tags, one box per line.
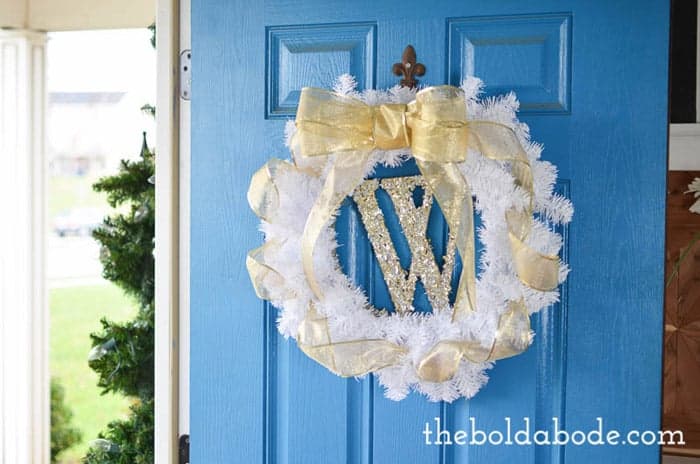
<box><xmin>1</xmin><ymin>0</ymin><xmax>155</xmax><ymax>31</ymax></box>
<box><xmin>0</xmin><ymin>0</ymin><xmax>27</xmax><ymax>29</ymax></box>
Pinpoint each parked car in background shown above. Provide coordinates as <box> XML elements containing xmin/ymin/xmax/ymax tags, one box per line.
<box><xmin>53</xmin><ymin>208</ymin><xmax>104</xmax><ymax>237</ymax></box>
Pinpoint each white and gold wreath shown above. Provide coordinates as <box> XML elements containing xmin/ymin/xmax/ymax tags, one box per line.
<box><xmin>247</xmin><ymin>75</ymin><xmax>572</xmax><ymax>402</ymax></box>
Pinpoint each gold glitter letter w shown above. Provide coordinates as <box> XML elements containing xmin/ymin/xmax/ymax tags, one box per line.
<box><xmin>353</xmin><ymin>176</ymin><xmax>457</xmax><ymax>314</ymax></box>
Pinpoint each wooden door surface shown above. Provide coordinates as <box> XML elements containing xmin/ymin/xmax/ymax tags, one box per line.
<box><xmin>190</xmin><ymin>1</ymin><xmax>670</xmax><ymax>462</ymax></box>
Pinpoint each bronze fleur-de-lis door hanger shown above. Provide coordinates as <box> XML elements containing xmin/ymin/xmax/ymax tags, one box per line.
<box><xmin>392</xmin><ymin>45</ymin><xmax>426</xmax><ymax>89</ymax></box>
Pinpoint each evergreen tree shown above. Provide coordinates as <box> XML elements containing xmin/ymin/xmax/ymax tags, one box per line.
<box><xmin>51</xmin><ymin>378</ymin><xmax>82</xmax><ymax>463</ymax></box>
<box><xmin>83</xmin><ymin>133</ymin><xmax>155</xmax><ymax>463</ymax></box>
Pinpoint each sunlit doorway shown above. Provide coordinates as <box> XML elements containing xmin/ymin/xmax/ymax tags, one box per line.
<box><xmin>46</xmin><ymin>29</ymin><xmax>155</xmax><ymax>463</ymax></box>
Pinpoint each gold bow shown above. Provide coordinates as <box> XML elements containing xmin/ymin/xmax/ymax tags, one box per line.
<box><xmin>248</xmin><ymin>85</ymin><xmax>560</xmax><ymax>383</ymax></box>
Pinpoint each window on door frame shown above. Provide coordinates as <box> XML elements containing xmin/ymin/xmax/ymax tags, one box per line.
<box><xmin>668</xmin><ymin>0</ymin><xmax>700</xmax><ymax>170</ymax></box>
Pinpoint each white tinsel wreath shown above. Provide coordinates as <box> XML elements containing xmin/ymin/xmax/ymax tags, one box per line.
<box><xmin>252</xmin><ymin>75</ymin><xmax>572</xmax><ymax>402</ymax></box>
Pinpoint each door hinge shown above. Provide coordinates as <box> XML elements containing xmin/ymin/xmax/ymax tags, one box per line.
<box><xmin>178</xmin><ymin>434</ymin><xmax>190</xmax><ymax>464</ymax></box>
<box><xmin>180</xmin><ymin>49</ymin><xmax>191</xmax><ymax>100</ymax></box>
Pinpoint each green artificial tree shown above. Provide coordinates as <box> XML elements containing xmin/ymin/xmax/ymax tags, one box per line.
<box><xmin>82</xmin><ymin>133</ymin><xmax>155</xmax><ymax>464</ymax></box>
<box><xmin>82</xmin><ymin>25</ymin><xmax>156</xmax><ymax>463</ymax></box>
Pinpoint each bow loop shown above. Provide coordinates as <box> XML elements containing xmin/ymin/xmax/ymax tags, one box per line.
<box><xmin>407</xmin><ymin>86</ymin><xmax>470</xmax><ymax>163</ymax></box>
<box><xmin>411</xmin><ymin>85</ymin><xmax>467</xmax><ymax>121</ymax></box>
<box><xmin>294</xmin><ymin>88</ymin><xmax>375</xmax><ymax>158</ymax></box>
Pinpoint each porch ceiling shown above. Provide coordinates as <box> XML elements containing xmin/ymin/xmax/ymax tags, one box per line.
<box><xmin>0</xmin><ymin>0</ymin><xmax>155</xmax><ymax>31</ymax></box>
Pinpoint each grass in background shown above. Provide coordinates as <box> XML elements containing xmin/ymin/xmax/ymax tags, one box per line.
<box><xmin>51</xmin><ymin>284</ymin><xmax>136</xmax><ymax>463</ymax></box>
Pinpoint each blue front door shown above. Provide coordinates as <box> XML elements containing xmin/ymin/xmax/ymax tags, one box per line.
<box><xmin>190</xmin><ymin>2</ymin><xmax>670</xmax><ymax>462</ymax></box>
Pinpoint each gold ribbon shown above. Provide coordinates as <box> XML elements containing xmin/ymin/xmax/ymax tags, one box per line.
<box><xmin>298</xmin><ymin>304</ymin><xmax>406</xmax><ymax>377</ymax></box>
<box><xmin>246</xmin><ymin>159</ymin><xmax>298</xmax><ymax>301</ymax></box>
<box><xmin>246</xmin><ymin>158</ymin><xmax>407</xmax><ymax>375</ymax></box>
<box><xmin>247</xmin><ymin>85</ymin><xmax>561</xmax><ymax>382</ymax></box>
<box><xmin>416</xmin><ymin>300</ymin><xmax>532</xmax><ymax>382</ymax></box>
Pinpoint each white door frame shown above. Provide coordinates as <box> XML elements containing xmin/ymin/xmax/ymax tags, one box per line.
<box><xmin>176</xmin><ymin>0</ymin><xmax>191</xmax><ymax>439</ymax></box>
<box><xmin>154</xmin><ymin>0</ymin><xmax>180</xmax><ymax>460</ymax></box>
<box><xmin>155</xmin><ymin>0</ymin><xmax>190</xmax><ymax>461</ymax></box>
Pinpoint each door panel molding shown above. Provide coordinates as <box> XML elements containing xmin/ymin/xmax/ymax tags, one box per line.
<box><xmin>447</xmin><ymin>13</ymin><xmax>572</xmax><ymax>114</ymax></box>
<box><xmin>266</xmin><ymin>22</ymin><xmax>377</xmax><ymax>118</ymax></box>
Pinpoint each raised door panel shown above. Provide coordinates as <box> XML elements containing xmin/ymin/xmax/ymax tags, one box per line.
<box><xmin>447</xmin><ymin>14</ymin><xmax>571</xmax><ymax>113</ymax></box>
<box><xmin>266</xmin><ymin>22</ymin><xmax>376</xmax><ymax>118</ymax></box>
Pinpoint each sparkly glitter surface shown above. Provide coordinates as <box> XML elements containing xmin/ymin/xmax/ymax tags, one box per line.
<box><xmin>353</xmin><ymin>176</ymin><xmax>457</xmax><ymax>314</ymax></box>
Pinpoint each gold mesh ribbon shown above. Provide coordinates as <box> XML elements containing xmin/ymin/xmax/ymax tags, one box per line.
<box><xmin>246</xmin><ymin>158</ymin><xmax>407</xmax><ymax>376</ymax></box>
<box><xmin>246</xmin><ymin>159</ymin><xmax>297</xmax><ymax>301</ymax></box>
<box><xmin>416</xmin><ymin>300</ymin><xmax>533</xmax><ymax>382</ymax></box>
<box><xmin>247</xmin><ymin>85</ymin><xmax>561</xmax><ymax>382</ymax></box>
<box><xmin>298</xmin><ymin>304</ymin><xmax>407</xmax><ymax>377</ymax></box>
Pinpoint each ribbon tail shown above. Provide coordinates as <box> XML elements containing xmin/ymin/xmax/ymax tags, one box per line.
<box><xmin>246</xmin><ymin>159</ymin><xmax>298</xmax><ymax>301</ymax></box>
<box><xmin>468</xmin><ymin>121</ymin><xmax>560</xmax><ymax>292</ymax></box>
<box><xmin>246</xmin><ymin>242</ymin><xmax>292</xmax><ymax>300</ymax></box>
<box><xmin>417</xmin><ymin>300</ymin><xmax>532</xmax><ymax>382</ymax></box>
<box><xmin>298</xmin><ymin>303</ymin><xmax>406</xmax><ymax>377</ymax></box>
<box><xmin>486</xmin><ymin>299</ymin><xmax>533</xmax><ymax>360</ymax></box>
<box><xmin>247</xmin><ymin>158</ymin><xmax>294</xmax><ymax>221</ymax></box>
<box><xmin>416</xmin><ymin>160</ymin><xmax>477</xmax><ymax>321</ymax></box>
<box><xmin>301</xmin><ymin>151</ymin><xmax>372</xmax><ymax>300</ymax></box>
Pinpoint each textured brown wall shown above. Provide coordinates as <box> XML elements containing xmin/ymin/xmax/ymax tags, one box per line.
<box><xmin>664</xmin><ymin>171</ymin><xmax>700</xmax><ymax>452</ymax></box>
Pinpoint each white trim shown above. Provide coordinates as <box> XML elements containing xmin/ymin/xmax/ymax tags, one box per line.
<box><xmin>178</xmin><ymin>0</ymin><xmax>191</xmax><ymax>436</ymax></box>
<box><xmin>669</xmin><ymin>123</ymin><xmax>700</xmax><ymax>170</ymax></box>
<box><xmin>0</xmin><ymin>29</ymin><xmax>49</xmax><ymax>464</ymax></box>
<box><xmin>696</xmin><ymin>0</ymin><xmax>699</xmax><ymax>122</ymax></box>
<box><xmin>155</xmin><ymin>0</ymin><xmax>181</xmax><ymax>461</ymax></box>
<box><xmin>30</xmin><ymin>34</ymin><xmax>49</xmax><ymax>464</ymax></box>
